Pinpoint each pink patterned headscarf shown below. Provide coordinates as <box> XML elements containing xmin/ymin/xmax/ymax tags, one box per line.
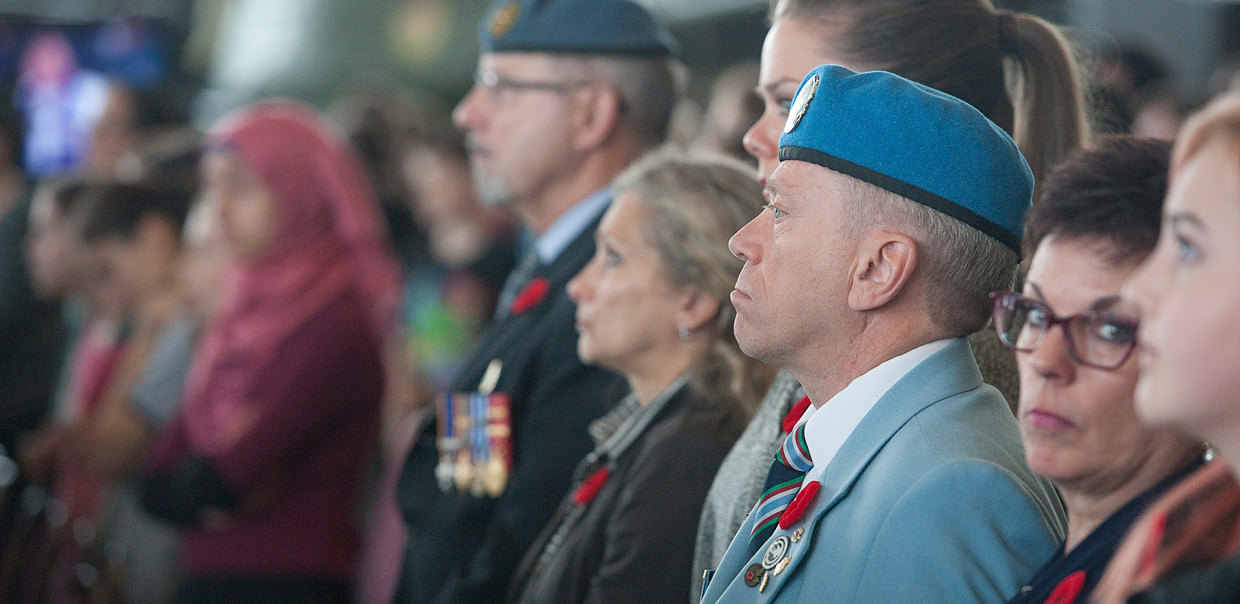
<box><xmin>181</xmin><ymin>100</ymin><xmax>402</xmax><ymax>455</ymax></box>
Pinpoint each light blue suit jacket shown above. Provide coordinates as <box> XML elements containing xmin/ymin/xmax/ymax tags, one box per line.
<box><xmin>701</xmin><ymin>338</ymin><xmax>1065</xmax><ymax>603</ymax></box>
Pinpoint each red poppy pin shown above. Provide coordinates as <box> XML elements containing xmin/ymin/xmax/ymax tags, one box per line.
<box><xmin>572</xmin><ymin>466</ymin><xmax>611</xmax><ymax>506</ymax></box>
<box><xmin>1045</xmin><ymin>570</ymin><xmax>1086</xmax><ymax>604</ymax></box>
<box><xmin>781</xmin><ymin>396</ymin><xmax>812</xmax><ymax>434</ymax></box>
<box><xmin>779</xmin><ymin>480</ymin><xmax>821</xmax><ymax>529</ymax></box>
<box><xmin>510</xmin><ymin>277</ymin><xmax>550</xmax><ymax>315</ymax></box>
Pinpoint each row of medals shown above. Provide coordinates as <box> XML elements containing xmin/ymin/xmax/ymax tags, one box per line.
<box><xmin>744</xmin><ymin>528</ymin><xmax>805</xmax><ymax>593</ymax></box>
<box><xmin>435</xmin><ymin>360</ymin><xmax>509</xmax><ymax>497</ymax></box>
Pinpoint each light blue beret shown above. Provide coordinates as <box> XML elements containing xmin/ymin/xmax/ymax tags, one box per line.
<box><xmin>779</xmin><ymin>65</ymin><xmax>1033</xmax><ymax>254</ymax></box>
<box><xmin>479</xmin><ymin>0</ymin><xmax>677</xmax><ymax>57</ymax></box>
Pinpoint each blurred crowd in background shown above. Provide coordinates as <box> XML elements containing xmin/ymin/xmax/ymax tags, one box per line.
<box><xmin>1</xmin><ymin>1</ymin><xmax>1240</xmax><ymax>603</ymax></box>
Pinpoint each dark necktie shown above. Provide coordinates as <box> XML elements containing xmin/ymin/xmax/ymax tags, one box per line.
<box><xmin>494</xmin><ymin>251</ymin><xmax>541</xmax><ymax>321</ymax></box>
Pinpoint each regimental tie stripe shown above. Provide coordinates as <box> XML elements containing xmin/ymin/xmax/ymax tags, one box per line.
<box><xmin>749</xmin><ymin>423</ymin><xmax>813</xmax><ymax>546</ymax></box>
<box><xmin>778</xmin><ymin>421</ymin><xmax>812</xmax><ymax>470</ymax></box>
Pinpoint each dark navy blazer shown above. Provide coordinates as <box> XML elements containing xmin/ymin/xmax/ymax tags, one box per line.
<box><xmin>395</xmin><ymin>208</ymin><xmax>627</xmax><ymax>604</ymax></box>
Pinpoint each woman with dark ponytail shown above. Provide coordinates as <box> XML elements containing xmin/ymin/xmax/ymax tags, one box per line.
<box><xmin>694</xmin><ymin>1</ymin><xmax>1091</xmax><ymax>597</ymax></box>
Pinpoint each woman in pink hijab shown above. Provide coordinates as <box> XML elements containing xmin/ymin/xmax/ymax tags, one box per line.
<box><xmin>141</xmin><ymin>101</ymin><xmax>401</xmax><ymax>604</ymax></box>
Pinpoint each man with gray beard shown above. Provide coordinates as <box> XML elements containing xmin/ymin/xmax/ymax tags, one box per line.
<box><xmin>393</xmin><ymin>0</ymin><xmax>680</xmax><ymax>602</ymax></box>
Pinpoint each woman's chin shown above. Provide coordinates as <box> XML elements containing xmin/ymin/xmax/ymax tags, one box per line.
<box><xmin>1023</xmin><ymin>442</ymin><xmax>1078</xmax><ymax>486</ymax></box>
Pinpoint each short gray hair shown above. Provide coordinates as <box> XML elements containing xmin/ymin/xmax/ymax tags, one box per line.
<box><xmin>841</xmin><ymin>176</ymin><xmax>1018</xmax><ymax>335</ymax></box>
<box><xmin>556</xmin><ymin>54</ymin><xmax>683</xmax><ymax>150</ymax></box>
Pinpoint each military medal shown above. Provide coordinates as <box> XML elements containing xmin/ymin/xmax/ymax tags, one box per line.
<box><xmin>773</xmin><ymin>556</ymin><xmax>791</xmax><ymax>576</ymax></box>
<box><xmin>743</xmin><ymin>563</ymin><xmax>763</xmax><ymax>588</ymax></box>
<box><xmin>482</xmin><ymin>393</ymin><xmax>512</xmax><ymax>496</ymax></box>
<box><xmin>434</xmin><ymin>392</ymin><xmax>459</xmax><ymax>492</ymax></box>
<box><xmin>437</xmin><ymin>360</ymin><xmax>513</xmax><ymax>498</ymax></box>
<box><xmin>453</xmin><ymin>394</ymin><xmax>474</xmax><ymax>492</ymax></box>
<box><xmin>749</xmin><ymin>535</ymin><xmax>791</xmax><ymax>593</ymax></box>
<box><xmin>469</xmin><ymin>391</ymin><xmax>490</xmax><ymax>496</ymax></box>
<box><xmin>762</xmin><ymin>535</ymin><xmax>790</xmax><ymax>568</ymax></box>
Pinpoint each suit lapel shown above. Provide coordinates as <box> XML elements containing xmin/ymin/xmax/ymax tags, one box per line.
<box><xmin>752</xmin><ymin>338</ymin><xmax>983</xmax><ymax>601</ymax></box>
<box><xmin>813</xmin><ymin>338</ymin><xmax>981</xmax><ymax>514</ymax></box>
<box><xmin>449</xmin><ymin>207</ymin><xmax>607</xmax><ymax>393</ymax></box>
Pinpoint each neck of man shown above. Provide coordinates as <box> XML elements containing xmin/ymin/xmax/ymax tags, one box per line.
<box><xmin>515</xmin><ymin>143</ymin><xmax>646</xmax><ymax>236</ymax></box>
<box><xmin>790</xmin><ymin>310</ymin><xmax>950</xmax><ymax>408</ymax></box>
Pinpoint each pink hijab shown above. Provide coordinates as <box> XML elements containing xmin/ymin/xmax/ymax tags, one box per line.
<box><xmin>181</xmin><ymin>100</ymin><xmax>402</xmax><ymax>455</ymax></box>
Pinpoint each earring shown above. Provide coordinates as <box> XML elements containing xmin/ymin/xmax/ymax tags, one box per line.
<box><xmin>1205</xmin><ymin>443</ymin><xmax>1215</xmax><ymax>462</ymax></box>
<box><xmin>677</xmin><ymin>325</ymin><xmax>690</xmax><ymax>341</ymax></box>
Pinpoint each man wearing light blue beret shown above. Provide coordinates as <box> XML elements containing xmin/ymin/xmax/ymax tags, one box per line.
<box><xmin>700</xmin><ymin>64</ymin><xmax>1066</xmax><ymax>603</ymax></box>
<box><xmin>393</xmin><ymin>1</ymin><xmax>680</xmax><ymax>603</ymax></box>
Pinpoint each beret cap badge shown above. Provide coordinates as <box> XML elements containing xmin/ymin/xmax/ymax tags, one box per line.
<box><xmin>783</xmin><ymin>73</ymin><xmax>819</xmax><ymax>134</ymax></box>
<box><xmin>489</xmin><ymin>0</ymin><xmax>522</xmax><ymax>38</ymax></box>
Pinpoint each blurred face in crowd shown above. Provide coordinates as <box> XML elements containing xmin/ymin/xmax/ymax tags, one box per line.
<box><xmin>25</xmin><ymin>188</ymin><xmax>77</xmax><ymax>299</ymax></box>
<box><xmin>76</xmin><ymin>242</ymin><xmax>131</xmax><ymax>318</ymax></box>
<box><xmin>1127</xmin><ymin>139</ymin><xmax>1240</xmax><ymax>442</ymax></box>
<box><xmin>87</xmin><ymin>85</ymin><xmax>139</xmax><ymax>178</ymax></box>
<box><xmin>744</xmin><ymin>16</ymin><xmax>859</xmax><ymax>181</ymax></box>
<box><xmin>402</xmin><ymin>146</ymin><xmax>476</xmax><ymax>228</ymax></box>
<box><xmin>728</xmin><ymin>161</ymin><xmax>856</xmax><ymax>371</ymax></box>
<box><xmin>181</xmin><ymin>239</ymin><xmax>231</xmax><ymax>321</ymax></box>
<box><xmin>202</xmin><ymin>150</ymin><xmax>280</xmax><ymax>263</ymax></box>
<box><xmin>179</xmin><ymin>201</ymin><xmax>232</xmax><ymax>320</ymax></box>
<box><xmin>403</xmin><ymin>145</ymin><xmax>512</xmax><ymax>268</ymax></box>
<box><xmin>1016</xmin><ymin>236</ymin><xmax>1196</xmax><ymax>495</ymax></box>
<box><xmin>452</xmin><ymin>52</ymin><xmax>580</xmax><ymax>214</ymax></box>
<box><xmin>568</xmin><ymin>192</ymin><xmax>690</xmax><ymax>377</ymax></box>
<box><xmin>22</xmin><ymin>32</ymin><xmax>76</xmax><ymax>84</ymax></box>
<box><xmin>86</xmin><ymin>218</ymin><xmax>181</xmax><ymax>304</ymax></box>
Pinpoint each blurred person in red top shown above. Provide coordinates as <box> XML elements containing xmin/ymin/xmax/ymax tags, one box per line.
<box><xmin>140</xmin><ymin>100</ymin><xmax>402</xmax><ymax>604</ymax></box>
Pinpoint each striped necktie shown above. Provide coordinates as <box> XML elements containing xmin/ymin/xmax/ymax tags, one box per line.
<box><xmin>745</xmin><ymin>421</ymin><xmax>813</xmax><ymax>560</ymax></box>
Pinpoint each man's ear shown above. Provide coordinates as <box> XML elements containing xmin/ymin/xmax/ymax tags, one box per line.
<box><xmin>570</xmin><ymin>84</ymin><xmax>622</xmax><ymax>150</ymax></box>
<box><xmin>848</xmin><ymin>230</ymin><xmax>917</xmax><ymax>312</ymax></box>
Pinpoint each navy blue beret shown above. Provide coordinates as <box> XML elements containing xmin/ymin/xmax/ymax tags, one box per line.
<box><xmin>478</xmin><ymin>0</ymin><xmax>677</xmax><ymax>57</ymax></box>
<box><xmin>779</xmin><ymin>65</ymin><xmax>1033</xmax><ymax>254</ymax></box>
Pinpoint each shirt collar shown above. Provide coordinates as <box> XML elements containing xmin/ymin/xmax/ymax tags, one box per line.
<box><xmin>798</xmin><ymin>338</ymin><xmax>955</xmax><ymax>480</ymax></box>
<box><xmin>587</xmin><ymin>375</ymin><xmax>688</xmax><ymax>462</ymax></box>
<box><xmin>536</xmin><ymin>187</ymin><xmax>612</xmax><ymax>264</ymax></box>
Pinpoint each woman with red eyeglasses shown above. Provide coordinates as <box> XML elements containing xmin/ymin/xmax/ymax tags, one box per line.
<box><xmin>992</xmin><ymin>136</ymin><xmax>1208</xmax><ymax>604</ymax></box>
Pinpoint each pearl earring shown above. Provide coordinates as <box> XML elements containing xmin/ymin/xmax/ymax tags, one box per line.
<box><xmin>677</xmin><ymin>325</ymin><xmax>690</xmax><ymax>341</ymax></box>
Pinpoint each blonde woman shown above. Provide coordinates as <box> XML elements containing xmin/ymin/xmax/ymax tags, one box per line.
<box><xmin>509</xmin><ymin>152</ymin><xmax>774</xmax><ymax>604</ymax></box>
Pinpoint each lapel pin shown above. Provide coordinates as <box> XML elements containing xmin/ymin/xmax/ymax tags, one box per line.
<box><xmin>773</xmin><ymin>556</ymin><xmax>791</xmax><ymax>576</ymax></box>
<box><xmin>744</xmin><ymin>563</ymin><xmax>763</xmax><ymax>588</ymax></box>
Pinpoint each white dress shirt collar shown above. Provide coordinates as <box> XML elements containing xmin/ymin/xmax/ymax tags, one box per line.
<box><xmin>797</xmin><ymin>338</ymin><xmax>955</xmax><ymax>484</ymax></box>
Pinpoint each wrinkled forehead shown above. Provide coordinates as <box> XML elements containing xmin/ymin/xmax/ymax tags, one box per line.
<box><xmin>765</xmin><ymin>159</ymin><xmax>857</xmax><ymax>205</ymax></box>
